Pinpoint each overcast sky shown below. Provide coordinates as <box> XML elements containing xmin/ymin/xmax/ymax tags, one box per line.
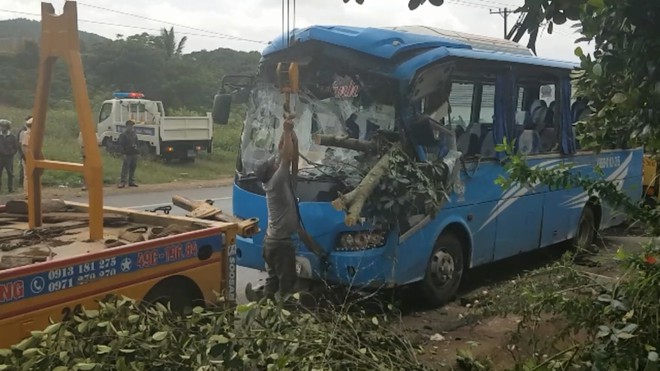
<box><xmin>1</xmin><ymin>0</ymin><xmax>591</xmax><ymax>61</ymax></box>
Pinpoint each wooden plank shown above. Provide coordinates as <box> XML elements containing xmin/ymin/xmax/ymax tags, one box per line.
<box><xmin>64</xmin><ymin>201</ymin><xmax>233</xmax><ymax>231</ymax></box>
<box><xmin>0</xmin><ymin>256</ymin><xmax>34</xmax><ymax>270</ymax></box>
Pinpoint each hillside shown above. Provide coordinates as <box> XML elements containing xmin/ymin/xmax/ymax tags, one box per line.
<box><xmin>0</xmin><ymin>18</ymin><xmax>261</xmax><ymax>112</ymax></box>
<box><xmin>0</xmin><ymin>18</ymin><xmax>110</xmax><ymax>53</ymax></box>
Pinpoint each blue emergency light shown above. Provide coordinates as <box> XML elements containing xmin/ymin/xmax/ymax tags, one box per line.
<box><xmin>113</xmin><ymin>92</ymin><xmax>145</xmax><ymax>99</ymax></box>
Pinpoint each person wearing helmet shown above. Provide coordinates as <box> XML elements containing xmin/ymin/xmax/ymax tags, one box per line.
<box><xmin>0</xmin><ymin>119</ymin><xmax>18</xmax><ymax>193</ymax></box>
<box><xmin>20</xmin><ymin>117</ymin><xmax>32</xmax><ymax>198</ymax></box>
<box><xmin>16</xmin><ymin>116</ymin><xmax>31</xmax><ymax>188</ymax></box>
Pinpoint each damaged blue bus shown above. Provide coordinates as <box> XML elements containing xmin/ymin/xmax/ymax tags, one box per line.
<box><xmin>214</xmin><ymin>25</ymin><xmax>643</xmax><ymax>306</ymax></box>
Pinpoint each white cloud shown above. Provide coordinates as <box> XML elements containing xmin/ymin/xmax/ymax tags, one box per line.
<box><xmin>1</xmin><ymin>0</ymin><xmax>593</xmax><ymax>60</ymax></box>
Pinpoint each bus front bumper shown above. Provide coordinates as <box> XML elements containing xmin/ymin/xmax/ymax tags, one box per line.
<box><xmin>236</xmin><ymin>235</ymin><xmax>396</xmax><ymax>289</ymax></box>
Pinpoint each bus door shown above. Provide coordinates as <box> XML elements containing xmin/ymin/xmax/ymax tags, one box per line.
<box><xmin>449</xmin><ymin>79</ymin><xmax>502</xmax><ymax>266</ymax></box>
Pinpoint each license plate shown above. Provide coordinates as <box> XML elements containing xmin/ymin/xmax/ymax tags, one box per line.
<box><xmin>187</xmin><ymin>150</ymin><xmax>196</xmax><ymax>157</ymax></box>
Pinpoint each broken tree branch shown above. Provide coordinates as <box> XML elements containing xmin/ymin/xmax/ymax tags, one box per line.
<box><xmin>333</xmin><ymin>144</ymin><xmax>399</xmax><ymax>226</ymax></box>
<box><xmin>313</xmin><ymin>134</ymin><xmax>378</xmax><ymax>153</ymax></box>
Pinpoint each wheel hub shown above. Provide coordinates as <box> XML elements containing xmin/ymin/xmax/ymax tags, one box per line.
<box><xmin>430</xmin><ymin>250</ymin><xmax>454</xmax><ymax>287</ymax></box>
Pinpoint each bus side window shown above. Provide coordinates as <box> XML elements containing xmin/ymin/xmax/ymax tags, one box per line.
<box><xmin>453</xmin><ymin>81</ymin><xmax>496</xmax><ymax>159</ymax></box>
<box><xmin>515</xmin><ymin>81</ymin><xmax>560</xmax><ymax>155</ymax></box>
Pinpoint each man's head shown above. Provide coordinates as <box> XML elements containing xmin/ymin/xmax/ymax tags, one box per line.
<box><xmin>25</xmin><ymin>116</ymin><xmax>33</xmax><ymax>127</ymax></box>
<box><xmin>254</xmin><ymin>155</ymin><xmax>278</xmax><ymax>183</ymax></box>
<box><xmin>0</xmin><ymin>119</ymin><xmax>10</xmax><ymax>132</ymax></box>
<box><xmin>125</xmin><ymin>120</ymin><xmax>135</xmax><ymax>131</ymax></box>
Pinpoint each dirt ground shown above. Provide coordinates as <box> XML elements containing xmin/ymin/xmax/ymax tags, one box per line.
<box><xmin>400</xmin><ymin>231</ymin><xmax>650</xmax><ymax>370</ymax></box>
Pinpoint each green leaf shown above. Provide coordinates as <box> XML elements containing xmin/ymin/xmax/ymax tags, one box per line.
<box><xmin>588</xmin><ymin>0</ymin><xmax>605</xmax><ymax>8</ymax></box>
<box><xmin>592</xmin><ymin>63</ymin><xmax>603</xmax><ymax>77</ymax></box>
<box><xmin>371</xmin><ymin>317</ymin><xmax>379</xmax><ymax>326</ymax></box>
<box><xmin>611</xmin><ymin>92</ymin><xmax>627</xmax><ymax>104</ymax></box>
<box><xmin>74</xmin><ymin>363</ymin><xmax>98</xmax><ymax>371</ymax></box>
<box><xmin>97</xmin><ymin>345</ymin><xmax>112</xmax><ymax>354</ymax></box>
<box><xmin>192</xmin><ymin>306</ymin><xmax>204</xmax><ymax>314</ymax></box>
<box><xmin>574</xmin><ymin>47</ymin><xmax>584</xmax><ymax>58</ymax></box>
<box><xmin>152</xmin><ymin>331</ymin><xmax>168</xmax><ymax>341</ymax></box>
<box><xmin>119</xmin><ymin>349</ymin><xmax>137</xmax><ymax>354</ymax></box>
<box><xmin>616</xmin><ymin>332</ymin><xmax>635</xmax><ymax>339</ymax></box>
<box><xmin>0</xmin><ymin>349</ymin><xmax>11</xmax><ymax>357</ymax></box>
<box><xmin>209</xmin><ymin>335</ymin><xmax>229</xmax><ymax>344</ymax></box>
<box><xmin>22</xmin><ymin>348</ymin><xmax>39</xmax><ymax>358</ymax></box>
<box><xmin>44</xmin><ymin>322</ymin><xmax>62</xmax><ymax>335</ymax></box>
<box><xmin>53</xmin><ymin>367</ymin><xmax>69</xmax><ymax>371</ymax></box>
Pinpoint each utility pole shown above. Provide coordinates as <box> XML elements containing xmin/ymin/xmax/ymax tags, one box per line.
<box><xmin>490</xmin><ymin>8</ymin><xmax>510</xmax><ymax>39</ymax></box>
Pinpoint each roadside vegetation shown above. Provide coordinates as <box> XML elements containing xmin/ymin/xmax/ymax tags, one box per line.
<box><xmin>0</xmin><ymin>105</ymin><xmax>243</xmax><ymax>190</ymax></box>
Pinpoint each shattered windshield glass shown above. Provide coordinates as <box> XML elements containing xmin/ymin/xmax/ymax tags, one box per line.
<box><xmin>239</xmin><ymin>77</ymin><xmax>396</xmax><ymax>181</ymax></box>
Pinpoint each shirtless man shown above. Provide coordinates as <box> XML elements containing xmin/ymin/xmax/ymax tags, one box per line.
<box><xmin>247</xmin><ymin>114</ymin><xmax>326</xmax><ymax>301</ymax></box>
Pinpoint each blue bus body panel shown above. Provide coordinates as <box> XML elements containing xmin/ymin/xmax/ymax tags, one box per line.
<box><xmin>263</xmin><ymin>25</ymin><xmax>470</xmax><ymax>59</ymax></box>
<box><xmin>234</xmin><ymin>149</ymin><xmax>643</xmax><ymax>288</ymax></box>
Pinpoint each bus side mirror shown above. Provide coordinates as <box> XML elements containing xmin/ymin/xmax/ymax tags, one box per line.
<box><xmin>212</xmin><ymin>93</ymin><xmax>232</xmax><ymax>125</ymax></box>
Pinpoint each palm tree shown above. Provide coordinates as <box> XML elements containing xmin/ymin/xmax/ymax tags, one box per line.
<box><xmin>156</xmin><ymin>27</ymin><xmax>187</xmax><ymax>58</ymax></box>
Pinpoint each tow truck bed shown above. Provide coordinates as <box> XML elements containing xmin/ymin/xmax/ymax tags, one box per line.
<box><xmin>0</xmin><ymin>201</ymin><xmax>215</xmax><ymax>270</ymax></box>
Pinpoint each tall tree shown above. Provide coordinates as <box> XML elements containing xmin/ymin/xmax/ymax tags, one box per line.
<box><xmin>156</xmin><ymin>27</ymin><xmax>187</xmax><ymax>59</ymax></box>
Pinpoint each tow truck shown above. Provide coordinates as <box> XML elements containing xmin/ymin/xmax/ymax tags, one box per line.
<box><xmin>97</xmin><ymin>92</ymin><xmax>214</xmax><ymax>161</ymax></box>
<box><xmin>0</xmin><ymin>1</ymin><xmax>257</xmax><ymax>349</ymax></box>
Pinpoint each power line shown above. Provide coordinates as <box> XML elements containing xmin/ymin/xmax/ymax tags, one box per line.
<box><xmin>76</xmin><ymin>2</ymin><xmax>265</xmax><ymax>44</ymax></box>
<box><xmin>0</xmin><ymin>8</ymin><xmax>266</xmax><ymax>44</ymax></box>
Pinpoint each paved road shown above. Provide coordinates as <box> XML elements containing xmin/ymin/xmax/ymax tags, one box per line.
<box><xmin>72</xmin><ymin>185</ymin><xmax>266</xmax><ymax>303</ymax></box>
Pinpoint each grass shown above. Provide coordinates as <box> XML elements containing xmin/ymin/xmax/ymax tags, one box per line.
<box><xmin>0</xmin><ymin>105</ymin><xmax>242</xmax><ymax>191</ymax></box>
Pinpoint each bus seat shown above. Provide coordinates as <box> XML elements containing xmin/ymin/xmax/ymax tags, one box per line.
<box><xmin>540</xmin><ymin>128</ymin><xmax>556</xmax><ymax>152</ymax></box>
<box><xmin>529</xmin><ymin>100</ymin><xmax>548</xmax><ymax>132</ymax></box>
<box><xmin>480</xmin><ymin>129</ymin><xmax>496</xmax><ymax>158</ymax></box>
<box><xmin>518</xmin><ymin>129</ymin><xmax>540</xmax><ymax>154</ymax></box>
<box><xmin>514</xmin><ymin>111</ymin><xmax>528</xmax><ymax>138</ymax></box>
<box><xmin>457</xmin><ymin>122</ymin><xmax>481</xmax><ymax>157</ymax></box>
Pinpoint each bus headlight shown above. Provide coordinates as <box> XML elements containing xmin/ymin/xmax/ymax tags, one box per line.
<box><xmin>336</xmin><ymin>230</ymin><xmax>387</xmax><ymax>251</ymax></box>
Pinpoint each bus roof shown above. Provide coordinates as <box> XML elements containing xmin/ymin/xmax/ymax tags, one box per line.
<box><xmin>263</xmin><ymin>25</ymin><xmax>578</xmax><ymax>70</ymax></box>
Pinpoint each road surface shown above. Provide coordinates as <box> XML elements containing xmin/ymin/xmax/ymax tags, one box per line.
<box><xmin>72</xmin><ymin>185</ymin><xmax>266</xmax><ymax>303</ymax></box>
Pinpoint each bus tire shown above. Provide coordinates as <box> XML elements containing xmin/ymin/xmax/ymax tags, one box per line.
<box><xmin>142</xmin><ymin>278</ymin><xmax>202</xmax><ymax>315</ymax></box>
<box><xmin>573</xmin><ymin>205</ymin><xmax>597</xmax><ymax>252</ymax></box>
<box><xmin>419</xmin><ymin>233</ymin><xmax>464</xmax><ymax>307</ymax></box>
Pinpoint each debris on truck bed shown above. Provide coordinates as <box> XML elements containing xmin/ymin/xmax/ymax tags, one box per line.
<box><xmin>0</xmin><ymin>199</ymin><xmax>214</xmax><ymax>270</ymax></box>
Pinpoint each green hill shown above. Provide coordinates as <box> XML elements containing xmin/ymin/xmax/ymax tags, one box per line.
<box><xmin>0</xmin><ymin>18</ymin><xmax>110</xmax><ymax>53</ymax></box>
<box><xmin>0</xmin><ymin>18</ymin><xmax>261</xmax><ymax>112</ymax></box>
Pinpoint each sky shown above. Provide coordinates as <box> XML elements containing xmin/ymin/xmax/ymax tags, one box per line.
<box><xmin>0</xmin><ymin>0</ymin><xmax>592</xmax><ymax>61</ymax></box>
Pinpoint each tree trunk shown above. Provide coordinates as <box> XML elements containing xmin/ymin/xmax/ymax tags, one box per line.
<box><xmin>313</xmin><ymin>134</ymin><xmax>378</xmax><ymax>153</ymax></box>
<box><xmin>332</xmin><ymin>144</ymin><xmax>398</xmax><ymax>226</ymax></box>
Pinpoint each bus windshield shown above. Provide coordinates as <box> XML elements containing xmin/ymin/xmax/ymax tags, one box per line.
<box><xmin>239</xmin><ymin>68</ymin><xmax>397</xmax><ymax>180</ymax></box>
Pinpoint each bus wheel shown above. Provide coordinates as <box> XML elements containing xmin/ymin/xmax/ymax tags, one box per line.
<box><xmin>419</xmin><ymin>233</ymin><xmax>464</xmax><ymax>307</ymax></box>
<box><xmin>574</xmin><ymin>205</ymin><xmax>597</xmax><ymax>252</ymax></box>
<box><xmin>142</xmin><ymin>280</ymin><xmax>201</xmax><ymax>316</ymax></box>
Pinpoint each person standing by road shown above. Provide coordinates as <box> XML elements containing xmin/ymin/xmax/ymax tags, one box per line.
<box><xmin>16</xmin><ymin>116</ymin><xmax>31</xmax><ymax>188</ymax></box>
<box><xmin>117</xmin><ymin>120</ymin><xmax>139</xmax><ymax>188</ymax></box>
<box><xmin>20</xmin><ymin>118</ymin><xmax>32</xmax><ymax>199</ymax></box>
<box><xmin>0</xmin><ymin>120</ymin><xmax>18</xmax><ymax>193</ymax></box>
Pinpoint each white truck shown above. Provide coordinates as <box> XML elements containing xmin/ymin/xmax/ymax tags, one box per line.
<box><xmin>96</xmin><ymin>92</ymin><xmax>213</xmax><ymax>161</ymax></box>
